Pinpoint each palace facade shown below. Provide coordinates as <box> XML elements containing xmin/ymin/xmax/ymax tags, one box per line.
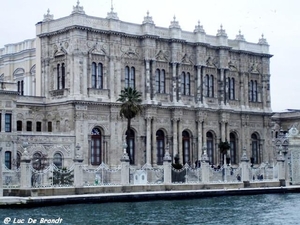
<box><xmin>0</xmin><ymin>2</ymin><xmax>274</xmax><ymax>170</ymax></box>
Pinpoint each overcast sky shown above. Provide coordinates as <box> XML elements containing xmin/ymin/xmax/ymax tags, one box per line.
<box><xmin>0</xmin><ymin>0</ymin><xmax>299</xmax><ymax>112</ymax></box>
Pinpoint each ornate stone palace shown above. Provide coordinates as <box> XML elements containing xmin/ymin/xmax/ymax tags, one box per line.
<box><xmin>0</xmin><ymin>2</ymin><xmax>275</xmax><ymax>171</ymax></box>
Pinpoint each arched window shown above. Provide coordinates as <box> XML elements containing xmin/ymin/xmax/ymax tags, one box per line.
<box><xmin>32</xmin><ymin>152</ymin><xmax>42</xmax><ymax>170</ymax></box>
<box><xmin>91</xmin><ymin>128</ymin><xmax>102</xmax><ymax>165</ymax></box>
<box><xmin>92</xmin><ymin>62</ymin><xmax>97</xmax><ymax>88</ymax></box>
<box><xmin>17</xmin><ymin>81</ymin><xmax>24</xmax><ymax>95</ymax></box>
<box><xmin>53</xmin><ymin>153</ymin><xmax>63</xmax><ymax>169</ymax></box>
<box><xmin>5</xmin><ymin>151</ymin><xmax>11</xmax><ymax>169</ymax></box>
<box><xmin>155</xmin><ymin>69</ymin><xmax>165</xmax><ymax>93</ymax></box>
<box><xmin>91</xmin><ymin>62</ymin><xmax>103</xmax><ymax>89</ymax></box>
<box><xmin>26</xmin><ymin>121</ymin><xmax>32</xmax><ymax>131</ymax></box>
<box><xmin>206</xmin><ymin>132</ymin><xmax>214</xmax><ymax>165</ymax></box>
<box><xmin>125</xmin><ymin>66</ymin><xmax>135</xmax><ymax>88</ymax></box>
<box><xmin>249</xmin><ymin>80</ymin><xmax>258</xmax><ymax>102</ymax></box>
<box><xmin>16</xmin><ymin>152</ymin><xmax>21</xmax><ymax>168</ymax></box>
<box><xmin>209</xmin><ymin>75</ymin><xmax>214</xmax><ymax>97</ymax></box>
<box><xmin>205</xmin><ymin>75</ymin><xmax>214</xmax><ymax>97</ymax></box>
<box><xmin>156</xmin><ymin>130</ymin><xmax>165</xmax><ymax>165</ymax></box>
<box><xmin>253</xmin><ymin>80</ymin><xmax>257</xmax><ymax>102</ymax></box>
<box><xmin>251</xmin><ymin>133</ymin><xmax>259</xmax><ymax>164</ymax></box>
<box><xmin>181</xmin><ymin>72</ymin><xmax>191</xmax><ymax>96</ymax></box>
<box><xmin>17</xmin><ymin>120</ymin><xmax>22</xmax><ymax>131</ymax></box>
<box><xmin>36</xmin><ymin>121</ymin><xmax>42</xmax><ymax>132</ymax></box>
<box><xmin>126</xmin><ymin>129</ymin><xmax>135</xmax><ymax>165</ymax></box>
<box><xmin>182</xmin><ymin>130</ymin><xmax>190</xmax><ymax>165</ymax></box>
<box><xmin>57</xmin><ymin>64</ymin><xmax>60</xmax><ymax>89</ymax></box>
<box><xmin>48</xmin><ymin>121</ymin><xmax>52</xmax><ymax>132</ymax></box>
<box><xmin>97</xmin><ymin>63</ymin><xmax>103</xmax><ymax>89</ymax></box>
<box><xmin>230</xmin><ymin>133</ymin><xmax>237</xmax><ymax>164</ymax></box>
<box><xmin>228</xmin><ymin>77</ymin><xmax>235</xmax><ymax>100</ymax></box>
<box><xmin>61</xmin><ymin>63</ymin><xmax>65</xmax><ymax>89</ymax></box>
<box><xmin>14</xmin><ymin>68</ymin><xmax>25</xmax><ymax>95</ymax></box>
<box><xmin>57</xmin><ymin>63</ymin><xmax>66</xmax><ymax>90</ymax></box>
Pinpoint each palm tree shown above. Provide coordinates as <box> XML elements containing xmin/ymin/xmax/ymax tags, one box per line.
<box><xmin>117</xmin><ymin>87</ymin><xmax>142</xmax><ymax>163</ymax></box>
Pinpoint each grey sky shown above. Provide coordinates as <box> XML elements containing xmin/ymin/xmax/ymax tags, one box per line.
<box><xmin>0</xmin><ymin>0</ymin><xmax>299</xmax><ymax>112</ymax></box>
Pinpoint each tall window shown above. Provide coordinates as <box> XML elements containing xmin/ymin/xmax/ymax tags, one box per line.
<box><xmin>249</xmin><ymin>80</ymin><xmax>258</xmax><ymax>102</ymax></box>
<box><xmin>26</xmin><ymin>121</ymin><xmax>32</xmax><ymax>131</ymax></box>
<box><xmin>155</xmin><ymin>69</ymin><xmax>165</xmax><ymax>93</ymax></box>
<box><xmin>32</xmin><ymin>152</ymin><xmax>42</xmax><ymax>170</ymax></box>
<box><xmin>48</xmin><ymin>121</ymin><xmax>52</xmax><ymax>132</ymax></box>
<box><xmin>5</xmin><ymin>113</ymin><xmax>12</xmax><ymax>132</ymax></box>
<box><xmin>91</xmin><ymin>62</ymin><xmax>103</xmax><ymax>89</ymax></box>
<box><xmin>251</xmin><ymin>133</ymin><xmax>259</xmax><ymax>164</ymax></box>
<box><xmin>230</xmin><ymin>133</ymin><xmax>237</xmax><ymax>164</ymax></box>
<box><xmin>125</xmin><ymin>66</ymin><xmax>135</xmax><ymax>89</ymax></box>
<box><xmin>17</xmin><ymin>121</ymin><xmax>22</xmax><ymax>131</ymax></box>
<box><xmin>5</xmin><ymin>151</ymin><xmax>11</xmax><ymax>169</ymax></box>
<box><xmin>156</xmin><ymin>130</ymin><xmax>165</xmax><ymax>165</ymax></box>
<box><xmin>126</xmin><ymin>129</ymin><xmax>135</xmax><ymax>165</ymax></box>
<box><xmin>228</xmin><ymin>77</ymin><xmax>235</xmax><ymax>100</ymax></box>
<box><xmin>182</xmin><ymin>131</ymin><xmax>190</xmax><ymax>165</ymax></box>
<box><xmin>36</xmin><ymin>121</ymin><xmax>42</xmax><ymax>132</ymax></box>
<box><xmin>17</xmin><ymin>80</ymin><xmax>24</xmax><ymax>95</ymax></box>
<box><xmin>16</xmin><ymin>152</ymin><xmax>21</xmax><ymax>168</ymax></box>
<box><xmin>205</xmin><ymin>75</ymin><xmax>214</xmax><ymax>97</ymax></box>
<box><xmin>206</xmin><ymin>132</ymin><xmax>214</xmax><ymax>165</ymax></box>
<box><xmin>57</xmin><ymin>63</ymin><xmax>66</xmax><ymax>90</ymax></box>
<box><xmin>61</xmin><ymin>63</ymin><xmax>65</xmax><ymax>89</ymax></box>
<box><xmin>91</xmin><ymin>128</ymin><xmax>102</xmax><ymax>165</ymax></box>
<box><xmin>57</xmin><ymin>64</ymin><xmax>60</xmax><ymax>89</ymax></box>
<box><xmin>53</xmin><ymin>153</ymin><xmax>63</xmax><ymax>169</ymax></box>
<box><xmin>181</xmin><ymin>72</ymin><xmax>191</xmax><ymax>96</ymax></box>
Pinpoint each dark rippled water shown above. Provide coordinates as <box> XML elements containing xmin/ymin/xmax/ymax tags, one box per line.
<box><xmin>1</xmin><ymin>193</ymin><xmax>300</xmax><ymax>225</ymax></box>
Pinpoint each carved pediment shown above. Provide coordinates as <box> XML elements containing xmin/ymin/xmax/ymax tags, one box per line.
<box><xmin>228</xmin><ymin>61</ymin><xmax>237</xmax><ymax>71</ymax></box>
<box><xmin>181</xmin><ymin>53</ymin><xmax>194</xmax><ymax>65</ymax></box>
<box><xmin>53</xmin><ymin>43</ymin><xmax>68</xmax><ymax>57</ymax></box>
<box><xmin>155</xmin><ymin>50</ymin><xmax>169</xmax><ymax>61</ymax></box>
<box><xmin>87</xmin><ymin>41</ymin><xmax>108</xmax><ymax>55</ymax></box>
<box><xmin>249</xmin><ymin>62</ymin><xmax>260</xmax><ymax>73</ymax></box>
<box><xmin>206</xmin><ymin>56</ymin><xmax>217</xmax><ymax>67</ymax></box>
<box><xmin>121</xmin><ymin>46</ymin><xmax>139</xmax><ymax>59</ymax></box>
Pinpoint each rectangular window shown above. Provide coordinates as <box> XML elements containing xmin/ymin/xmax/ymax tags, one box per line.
<box><xmin>26</xmin><ymin>121</ymin><xmax>32</xmax><ymax>131</ymax></box>
<box><xmin>17</xmin><ymin>121</ymin><xmax>22</xmax><ymax>131</ymax></box>
<box><xmin>36</xmin><ymin>121</ymin><xmax>42</xmax><ymax>132</ymax></box>
<box><xmin>48</xmin><ymin>121</ymin><xmax>52</xmax><ymax>132</ymax></box>
<box><xmin>5</xmin><ymin>113</ymin><xmax>12</xmax><ymax>132</ymax></box>
<box><xmin>5</xmin><ymin>151</ymin><xmax>11</xmax><ymax>169</ymax></box>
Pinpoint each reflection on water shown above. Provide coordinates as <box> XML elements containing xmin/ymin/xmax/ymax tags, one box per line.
<box><xmin>0</xmin><ymin>193</ymin><xmax>299</xmax><ymax>225</ymax></box>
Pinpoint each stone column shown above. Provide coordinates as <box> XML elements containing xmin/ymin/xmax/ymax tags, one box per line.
<box><xmin>172</xmin><ymin>118</ymin><xmax>178</xmax><ymax>162</ymax></box>
<box><xmin>145</xmin><ymin>60</ymin><xmax>151</xmax><ymax>101</ymax></box>
<box><xmin>178</xmin><ymin>119</ymin><xmax>183</xmax><ymax>164</ymax></box>
<box><xmin>201</xmin><ymin>146</ymin><xmax>210</xmax><ymax>183</ymax></box>
<box><xmin>0</xmin><ymin>147</ymin><xmax>2</xmax><ymax>197</ymax></box>
<box><xmin>151</xmin><ymin>60</ymin><xmax>156</xmax><ymax>100</ymax></box>
<box><xmin>197</xmin><ymin>120</ymin><xmax>203</xmax><ymax>160</ymax></box>
<box><xmin>121</xmin><ymin>141</ymin><xmax>130</xmax><ymax>185</ymax></box>
<box><xmin>163</xmin><ymin>144</ymin><xmax>172</xmax><ymax>184</ymax></box>
<box><xmin>145</xmin><ymin>117</ymin><xmax>152</xmax><ymax>165</ymax></box>
<box><xmin>73</xmin><ymin>143</ymin><xmax>83</xmax><ymax>188</ymax></box>
<box><xmin>277</xmin><ymin>148</ymin><xmax>285</xmax><ymax>185</ymax></box>
<box><xmin>172</xmin><ymin>63</ymin><xmax>177</xmax><ymax>102</ymax></box>
<box><xmin>240</xmin><ymin>147</ymin><xmax>250</xmax><ymax>182</ymax></box>
<box><xmin>196</xmin><ymin>65</ymin><xmax>202</xmax><ymax>104</ymax></box>
<box><xmin>20</xmin><ymin>146</ymin><xmax>32</xmax><ymax>189</ymax></box>
<box><xmin>177</xmin><ymin>64</ymin><xmax>182</xmax><ymax>102</ymax></box>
